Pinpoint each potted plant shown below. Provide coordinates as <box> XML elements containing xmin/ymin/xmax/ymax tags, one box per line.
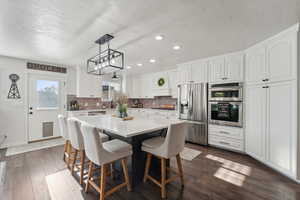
<box><xmin>114</xmin><ymin>92</ymin><xmax>128</xmax><ymax>118</ymax></box>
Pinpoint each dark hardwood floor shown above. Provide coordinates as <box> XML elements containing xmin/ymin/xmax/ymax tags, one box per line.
<box><xmin>1</xmin><ymin>143</ymin><xmax>300</xmax><ymax>200</ymax></box>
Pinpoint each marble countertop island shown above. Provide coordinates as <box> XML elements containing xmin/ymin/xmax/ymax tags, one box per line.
<box><xmin>76</xmin><ymin>114</ymin><xmax>181</xmax><ymax>138</ymax></box>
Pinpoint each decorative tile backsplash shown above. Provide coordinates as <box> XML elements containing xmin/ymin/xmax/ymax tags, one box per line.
<box><xmin>128</xmin><ymin>96</ymin><xmax>177</xmax><ymax>108</ymax></box>
<box><xmin>67</xmin><ymin>95</ymin><xmax>177</xmax><ymax>110</ymax></box>
<box><xmin>67</xmin><ymin>95</ymin><xmax>111</xmax><ymax>110</ymax></box>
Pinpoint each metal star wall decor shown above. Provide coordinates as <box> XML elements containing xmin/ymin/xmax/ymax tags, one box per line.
<box><xmin>7</xmin><ymin>74</ymin><xmax>21</xmax><ymax>99</ymax></box>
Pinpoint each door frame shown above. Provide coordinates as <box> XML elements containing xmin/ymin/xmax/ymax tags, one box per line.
<box><xmin>26</xmin><ymin>71</ymin><xmax>67</xmax><ymax>143</ymax></box>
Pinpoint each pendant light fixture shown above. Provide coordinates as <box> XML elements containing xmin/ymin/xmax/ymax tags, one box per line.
<box><xmin>87</xmin><ymin>34</ymin><xmax>124</xmax><ymax>75</ymax></box>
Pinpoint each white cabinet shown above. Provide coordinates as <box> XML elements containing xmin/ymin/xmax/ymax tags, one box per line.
<box><xmin>76</xmin><ymin>66</ymin><xmax>102</xmax><ymax>97</ymax></box>
<box><xmin>245</xmin><ymin>84</ymin><xmax>266</xmax><ymax>161</ymax></box>
<box><xmin>208</xmin><ymin>56</ymin><xmax>225</xmax><ymax>83</ymax></box>
<box><xmin>190</xmin><ymin>60</ymin><xmax>208</xmax><ymax>83</ymax></box>
<box><xmin>245</xmin><ymin>80</ymin><xmax>297</xmax><ymax>178</ymax></box>
<box><xmin>266</xmin><ymin>32</ymin><xmax>297</xmax><ymax>83</ymax></box>
<box><xmin>267</xmin><ymin>81</ymin><xmax>297</xmax><ymax>176</ymax></box>
<box><xmin>168</xmin><ymin>69</ymin><xmax>179</xmax><ymax>98</ymax></box>
<box><xmin>208</xmin><ymin>53</ymin><xmax>244</xmax><ymax>83</ymax></box>
<box><xmin>141</xmin><ymin>74</ymin><xmax>154</xmax><ymax>98</ymax></box>
<box><xmin>225</xmin><ymin>52</ymin><xmax>244</xmax><ymax>82</ymax></box>
<box><xmin>131</xmin><ymin>76</ymin><xmax>142</xmax><ymax>98</ymax></box>
<box><xmin>245</xmin><ymin>30</ymin><xmax>297</xmax><ymax>85</ymax></box>
<box><xmin>245</xmin><ymin>45</ymin><xmax>267</xmax><ymax>84</ymax></box>
<box><xmin>208</xmin><ymin>125</ymin><xmax>244</xmax><ymax>152</ymax></box>
<box><xmin>177</xmin><ymin>64</ymin><xmax>191</xmax><ymax>84</ymax></box>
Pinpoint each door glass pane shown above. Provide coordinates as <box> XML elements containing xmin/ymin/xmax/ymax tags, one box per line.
<box><xmin>37</xmin><ymin>80</ymin><xmax>59</xmax><ymax>109</ymax></box>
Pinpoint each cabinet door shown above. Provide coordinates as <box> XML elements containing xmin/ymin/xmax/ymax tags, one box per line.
<box><xmin>131</xmin><ymin>77</ymin><xmax>141</xmax><ymax>98</ymax></box>
<box><xmin>142</xmin><ymin>75</ymin><xmax>154</xmax><ymax>98</ymax></box>
<box><xmin>168</xmin><ymin>70</ymin><xmax>179</xmax><ymax>98</ymax></box>
<box><xmin>245</xmin><ymin>46</ymin><xmax>267</xmax><ymax>84</ymax></box>
<box><xmin>267</xmin><ymin>81</ymin><xmax>297</xmax><ymax>176</ymax></box>
<box><xmin>225</xmin><ymin>53</ymin><xmax>244</xmax><ymax>82</ymax></box>
<box><xmin>190</xmin><ymin>60</ymin><xmax>208</xmax><ymax>83</ymax></box>
<box><xmin>245</xmin><ymin>84</ymin><xmax>267</xmax><ymax>161</ymax></box>
<box><xmin>208</xmin><ymin>57</ymin><xmax>225</xmax><ymax>83</ymax></box>
<box><xmin>177</xmin><ymin>64</ymin><xmax>191</xmax><ymax>84</ymax></box>
<box><xmin>266</xmin><ymin>33</ymin><xmax>297</xmax><ymax>82</ymax></box>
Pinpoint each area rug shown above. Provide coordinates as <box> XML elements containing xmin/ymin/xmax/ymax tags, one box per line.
<box><xmin>180</xmin><ymin>147</ymin><xmax>202</xmax><ymax>161</ymax></box>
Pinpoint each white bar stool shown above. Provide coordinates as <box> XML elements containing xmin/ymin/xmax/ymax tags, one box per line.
<box><xmin>142</xmin><ymin>122</ymin><xmax>187</xmax><ymax>198</ymax></box>
<box><xmin>80</xmin><ymin>122</ymin><xmax>132</xmax><ymax>200</ymax></box>
<box><xmin>67</xmin><ymin>117</ymin><xmax>109</xmax><ymax>185</ymax></box>
<box><xmin>58</xmin><ymin>115</ymin><xmax>71</xmax><ymax>164</ymax></box>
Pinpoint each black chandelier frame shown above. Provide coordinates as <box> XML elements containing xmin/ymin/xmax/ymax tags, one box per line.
<box><xmin>87</xmin><ymin>34</ymin><xmax>124</xmax><ymax>75</ymax></box>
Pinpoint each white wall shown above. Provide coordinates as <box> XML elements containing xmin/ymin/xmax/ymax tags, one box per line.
<box><xmin>0</xmin><ymin>55</ymin><xmax>76</xmax><ymax>148</ymax></box>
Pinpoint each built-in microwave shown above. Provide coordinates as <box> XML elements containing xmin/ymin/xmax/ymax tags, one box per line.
<box><xmin>208</xmin><ymin>101</ymin><xmax>243</xmax><ymax>127</ymax></box>
<box><xmin>208</xmin><ymin>82</ymin><xmax>243</xmax><ymax>102</ymax></box>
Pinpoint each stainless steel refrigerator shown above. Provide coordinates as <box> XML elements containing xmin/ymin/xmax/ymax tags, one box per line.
<box><xmin>178</xmin><ymin>83</ymin><xmax>208</xmax><ymax>145</ymax></box>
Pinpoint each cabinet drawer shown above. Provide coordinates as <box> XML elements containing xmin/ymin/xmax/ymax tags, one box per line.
<box><xmin>208</xmin><ymin>135</ymin><xmax>244</xmax><ymax>152</ymax></box>
<box><xmin>209</xmin><ymin>125</ymin><xmax>244</xmax><ymax>140</ymax></box>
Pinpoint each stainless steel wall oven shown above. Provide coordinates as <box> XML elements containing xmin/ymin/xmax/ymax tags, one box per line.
<box><xmin>208</xmin><ymin>82</ymin><xmax>243</xmax><ymax>127</ymax></box>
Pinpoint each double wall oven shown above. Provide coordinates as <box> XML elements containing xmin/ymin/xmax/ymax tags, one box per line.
<box><xmin>208</xmin><ymin>83</ymin><xmax>243</xmax><ymax>127</ymax></box>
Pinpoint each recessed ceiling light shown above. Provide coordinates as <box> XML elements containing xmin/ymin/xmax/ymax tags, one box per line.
<box><xmin>173</xmin><ymin>45</ymin><xmax>181</xmax><ymax>50</ymax></box>
<box><xmin>149</xmin><ymin>59</ymin><xmax>156</xmax><ymax>63</ymax></box>
<box><xmin>137</xmin><ymin>63</ymin><xmax>143</xmax><ymax>67</ymax></box>
<box><xmin>155</xmin><ymin>35</ymin><xmax>164</xmax><ymax>40</ymax></box>
<box><xmin>126</xmin><ymin>66</ymin><xmax>132</xmax><ymax>69</ymax></box>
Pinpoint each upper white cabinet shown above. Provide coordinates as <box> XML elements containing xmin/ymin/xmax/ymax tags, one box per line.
<box><xmin>225</xmin><ymin>52</ymin><xmax>244</xmax><ymax>82</ymax></box>
<box><xmin>76</xmin><ymin>66</ymin><xmax>102</xmax><ymax>97</ymax></box>
<box><xmin>208</xmin><ymin>56</ymin><xmax>225</xmax><ymax>83</ymax></box>
<box><xmin>266</xmin><ymin>32</ymin><xmax>297</xmax><ymax>83</ymax></box>
<box><xmin>245</xmin><ymin>28</ymin><xmax>297</xmax><ymax>85</ymax></box>
<box><xmin>245</xmin><ymin>45</ymin><xmax>267</xmax><ymax>84</ymax></box>
<box><xmin>168</xmin><ymin>69</ymin><xmax>179</xmax><ymax>98</ymax></box>
<box><xmin>142</xmin><ymin>74</ymin><xmax>154</xmax><ymax>98</ymax></box>
<box><xmin>190</xmin><ymin>60</ymin><xmax>208</xmax><ymax>83</ymax></box>
<box><xmin>208</xmin><ymin>52</ymin><xmax>244</xmax><ymax>83</ymax></box>
<box><xmin>177</xmin><ymin>64</ymin><xmax>191</xmax><ymax>84</ymax></box>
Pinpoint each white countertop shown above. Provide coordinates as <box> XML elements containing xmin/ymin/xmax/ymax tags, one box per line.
<box><xmin>76</xmin><ymin>114</ymin><xmax>182</xmax><ymax>138</ymax></box>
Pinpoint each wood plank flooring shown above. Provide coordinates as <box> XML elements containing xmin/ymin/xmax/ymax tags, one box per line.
<box><xmin>1</xmin><ymin>143</ymin><xmax>300</xmax><ymax>200</ymax></box>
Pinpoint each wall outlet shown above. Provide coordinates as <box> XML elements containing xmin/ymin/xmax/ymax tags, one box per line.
<box><xmin>84</xmin><ymin>102</ymin><xmax>88</xmax><ymax>107</ymax></box>
<box><xmin>96</xmin><ymin>102</ymin><xmax>100</xmax><ymax>106</ymax></box>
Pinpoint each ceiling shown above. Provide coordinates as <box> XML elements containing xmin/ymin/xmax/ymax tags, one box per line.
<box><xmin>0</xmin><ymin>0</ymin><xmax>299</xmax><ymax>75</ymax></box>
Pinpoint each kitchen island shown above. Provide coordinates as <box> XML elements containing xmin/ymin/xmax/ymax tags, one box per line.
<box><xmin>76</xmin><ymin>114</ymin><xmax>181</xmax><ymax>188</ymax></box>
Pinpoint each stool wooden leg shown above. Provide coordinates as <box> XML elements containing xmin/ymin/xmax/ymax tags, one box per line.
<box><xmin>143</xmin><ymin>153</ymin><xmax>152</xmax><ymax>182</ymax></box>
<box><xmin>121</xmin><ymin>158</ymin><xmax>131</xmax><ymax>191</ymax></box>
<box><xmin>85</xmin><ymin>161</ymin><xmax>93</xmax><ymax>192</ymax></box>
<box><xmin>71</xmin><ymin>149</ymin><xmax>78</xmax><ymax>175</ymax></box>
<box><xmin>161</xmin><ymin>158</ymin><xmax>166</xmax><ymax>199</ymax></box>
<box><xmin>176</xmin><ymin>154</ymin><xmax>184</xmax><ymax>187</ymax></box>
<box><xmin>79</xmin><ymin>150</ymin><xmax>86</xmax><ymax>185</ymax></box>
<box><xmin>110</xmin><ymin>163</ymin><xmax>114</xmax><ymax>180</ymax></box>
<box><xmin>63</xmin><ymin>140</ymin><xmax>68</xmax><ymax>162</ymax></box>
<box><xmin>67</xmin><ymin>142</ymin><xmax>72</xmax><ymax>169</ymax></box>
<box><xmin>100</xmin><ymin>164</ymin><xmax>107</xmax><ymax>200</ymax></box>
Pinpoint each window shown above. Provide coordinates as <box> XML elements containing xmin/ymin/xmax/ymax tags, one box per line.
<box><xmin>102</xmin><ymin>81</ymin><xmax>121</xmax><ymax>101</ymax></box>
<box><xmin>37</xmin><ymin>80</ymin><xmax>59</xmax><ymax>109</ymax></box>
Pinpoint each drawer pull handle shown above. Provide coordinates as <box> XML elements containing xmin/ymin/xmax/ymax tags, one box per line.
<box><xmin>219</xmin><ymin>131</ymin><xmax>229</xmax><ymax>134</ymax></box>
<box><xmin>219</xmin><ymin>141</ymin><xmax>230</xmax><ymax>145</ymax></box>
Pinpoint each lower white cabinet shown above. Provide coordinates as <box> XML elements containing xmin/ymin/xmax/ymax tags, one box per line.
<box><xmin>208</xmin><ymin>125</ymin><xmax>244</xmax><ymax>152</ymax></box>
<box><xmin>245</xmin><ymin>80</ymin><xmax>297</xmax><ymax>178</ymax></box>
<box><xmin>245</xmin><ymin>84</ymin><xmax>267</xmax><ymax>161</ymax></box>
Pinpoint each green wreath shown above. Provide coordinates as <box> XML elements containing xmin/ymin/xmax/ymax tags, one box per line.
<box><xmin>157</xmin><ymin>78</ymin><xmax>165</xmax><ymax>87</ymax></box>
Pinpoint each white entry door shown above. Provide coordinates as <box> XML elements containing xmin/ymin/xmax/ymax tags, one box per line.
<box><xmin>28</xmin><ymin>74</ymin><xmax>66</xmax><ymax>142</ymax></box>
